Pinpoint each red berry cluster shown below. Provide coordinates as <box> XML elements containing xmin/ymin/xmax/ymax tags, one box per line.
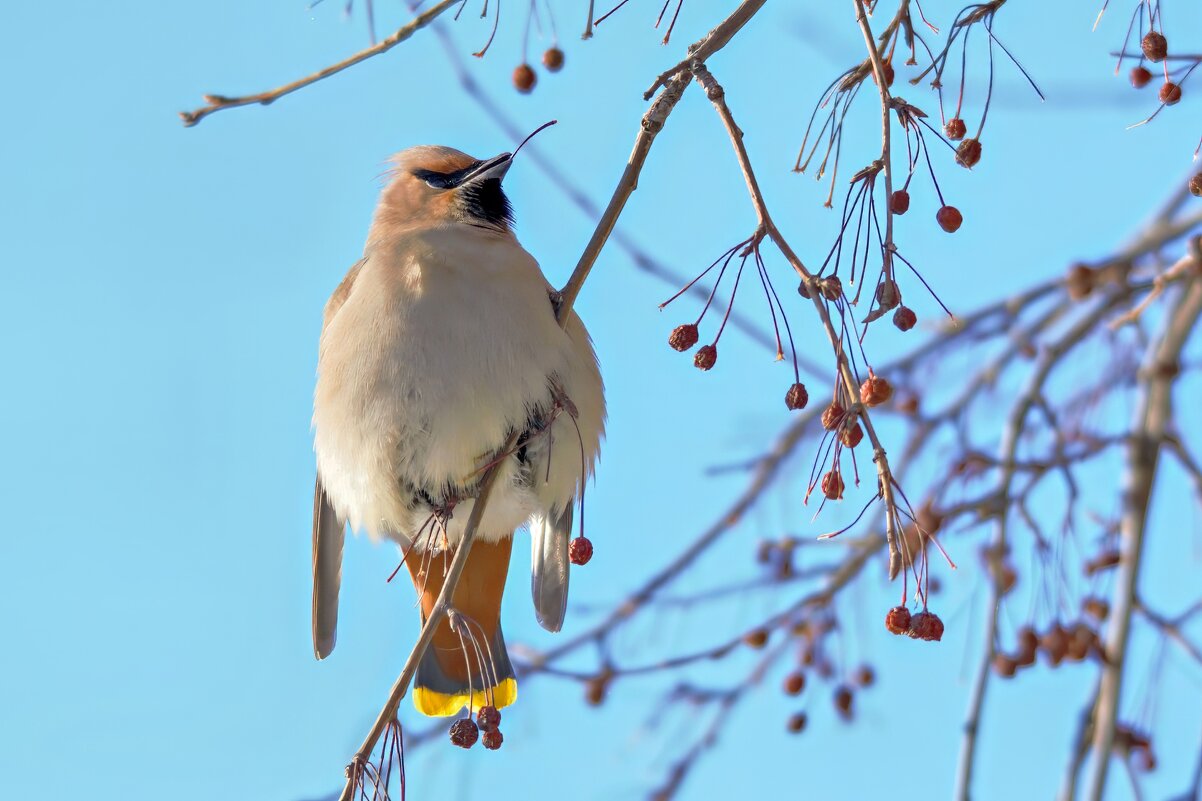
<box><xmin>1124</xmin><ymin>30</ymin><xmax>1184</xmax><ymax>106</ymax></box>
<box><xmin>884</xmin><ymin>605</ymin><xmax>944</xmax><ymax>641</ymax></box>
<box><xmin>662</xmin><ymin>239</ymin><xmax>806</xmax><ymax>409</ymax></box>
<box><xmin>777</xmin><ymin>616</ymin><xmax>878</xmax><ymax>731</ymax></box>
<box><xmin>448</xmin><ymin>705</ymin><xmax>505</xmax><ymax>750</ymax></box>
<box><xmin>992</xmin><ymin>620</ymin><xmax>1104</xmax><ymax>677</ymax></box>
<box><xmin>512</xmin><ymin>48</ymin><xmax>566</xmax><ymax>94</ymax></box>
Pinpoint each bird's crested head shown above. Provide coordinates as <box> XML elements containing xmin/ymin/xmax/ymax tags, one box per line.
<box><xmin>376</xmin><ymin>145</ymin><xmax>515</xmax><ymax>234</ymax></box>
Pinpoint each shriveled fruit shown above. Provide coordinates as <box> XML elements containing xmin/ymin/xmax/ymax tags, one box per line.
<box><xmin>936</xmin><ymin>205</ymin><xmax>963</xmax><ymax>233</ymax></box>
<box><xmin>513</xmin><ymin>64</ymin><xmax>537</xmax><ymax>93</ymax></box>
<box><xmin>542</xmin><ymin>47</ymin><xmax>565</xmax><ymax>71</ymax></box>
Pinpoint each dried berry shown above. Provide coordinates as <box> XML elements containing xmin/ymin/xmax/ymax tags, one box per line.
<box><xmin>1082</xmin><ymin>596</ymin><xmax>1110</xmax><ymax>621</ymax></box>
<box><xmin>797</xmin><ymin>280</ymin><xmax>813</xmax><ymax>299</ymax></box>
<box><xmin>743</xmin><ymin>628</ymin><xmax>769</xmax><ymax>648</ymax></box>
<box><xmin>584</xmin><ymin>671</ymin><xmax>611</xmax><ymax>705</ymax></box>
<box><xmin>955</xmin><ymin>138</ymin><xmax>982</xmax><ymax>168</ymax></box>
<box><xmin>1141</xmin><ymin>31</ymin><xmax>1167</xmax><ymax>62</ymax></box>
<box><xmin>1017</xmin><ymin>625</ymin><xmax>1039</xmax><ymax>654</ymax></box>
<box><xmin>860</xmin><ymin>375</ymin><xmax>893</xmax><ymax>407</ymax></box>
<box><xmin>890</xmin><ymin>189</ymin><xmax>910</xmax><ymax>215</ymax></box>
<box><xmin>871</xmin><ymin>60</ymin><xmax>896</xmax><ymax>88</ymax></box>
<box><xmin>541</xmin><ymin>47</ymin><xmax>565</xmax><ymax>72</ymax></box>
<box><xmin>1014</xmin><ymin>627</ymin><xmax>1038</xmax><ymax>666</ymax></box>
<box><xmin>1066</xmin><ymin>263</ymin><xmax>1095</xmax><ymax>301</ymax></box>
<box><xmin>477</xmin><ymin>705</ymin><xmax>501</xmax><ymax>732</ymax></box>
<box><xmin>786</xmin><ymin>712</ymin><xmax>808</xmax><ymax>733</ymax></box>
<box><xmin>840</xmin><ymin>422</ymin><xmax>864</xmax><ymax>448</ymax></box>
<box><xmin>1067</xmin><ymin>623</ymin><xmax>1096</xmax><ymax>662</ymax></box>
<box><xmin>875</xmin><ymin>279</ymin><xmax>901</xmax><ymax>310</ymax></box>
<box><xmin>1085</xmin><ymin>549</ymin><xmax>1121</xmax><ymax>576</ymax></box>
<box><xmin>512</xmin><ymin>64</ymin><xmax>537</xmax><ymax>93</ymax></box>
<box><xmin>936</xmin><ymin>205</ymin><xmax>963</xmax><ymax>233</ymax></box>
<box><xmin>1041</xmin><ymin>623</ymin><xmax>1069</xmax><ymax>666</ymax></box>
<box><xmin>1190</xmin><ymin>173</ymin><xmax>1202</xmax><ymax>198</ymax></box>
<box><xmin>893</xmin><ymin>306</ymin><xmax>917</xmax><ymax>331</ymax></box>
<box><xmin>1160</xmin><ymin>81</ymin><xmax>1182</xmax><ymax>105</ymax></box>
<box><xmin>668</xmin><ymin>323</ymin><xmax>699</xmax><ymax>352</ymax></box>
<box><xmin>820</xmin><ymin>275</ymin><xmax>843</xmax><ymax>301</ymax></box>
<box><xmin>569</xmin><ymin>536</ymin><xmax>593</xmax><ymax>565</ymax></box>
<box><xmin>785</xmin><ymin>382</ymin><xmax>809</xmax><ymax>410</ymax></box>
<box><xmin>993</xmin><ymin>653</ymin><xmax>1018</xmax><ymax>678</ymax></box>
<box><xmin>481</xmin><ymin>729</ymin><xmax>504</xmax><ymax>750</ymax></box>
<box><xmin>885</xmin><ymin>605</ymin><xmax>911</xmax><ymax>635</ymax></box>
<box><xmin>1130</xmin><ymin>66</ymin><xmax>1153</xmax><ymax>89</ymax></box>
<box><xmin>944</xmin><ymin>117</ymin><xmax>967</xmax><ymax>140</ymax></box>
<box><xmin>783</xmin><ymin>672</ymin><xmax>806</xmax><ymax>695</ymax></box>
<box><xmin>833</xmin><ymin>685</ymin><xmax>854</xmax><ymax>719</ymax></box>
<box><xmin>694</xmin><ymin>344</ymin><xmax>717</xmax><ymax>371</ymax></box>
<box><xmin>854</xmin><ymin>665</ymin><xmax>875</xmax><ymax>687</ymax></box>
<box><xmin>916</xmin><ymin>502</ymin><xmax>941</xmax><ymax>533</ymax></box>
<box><xmin>908</xmin><ymin>610</ymin><xmax>944</xmax><ymax>641</ymax></box>
<box><xmin>821</xmin><ymin>470</ymin><xmax>845</xmax><ymax>500</ymax></box>
<box><xmin>449</xmin><ymin>718</ymin><xmax>479</xmax><ymax>748</ymax></box>
<box><xmin>994</xmin><ymin>562</ymin><xmax>1018</xmax><ymax>595</ymax></box>
<box><xmin>821</xmin><ymin>402</ymin><xmax>846</xmax><ymax>431</ymax></box>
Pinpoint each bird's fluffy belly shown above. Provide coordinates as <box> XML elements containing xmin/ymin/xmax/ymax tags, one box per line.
<box><xmin>313</xmin><ymin>244</ymin><xmax>581</xmax><ymax>547</ymax></box>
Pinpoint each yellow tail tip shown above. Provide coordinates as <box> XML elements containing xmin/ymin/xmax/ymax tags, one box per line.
<box><xmin>413</xmin><ymin>678</ymin><xmax>518</xmax><ymax>717</ymax></box>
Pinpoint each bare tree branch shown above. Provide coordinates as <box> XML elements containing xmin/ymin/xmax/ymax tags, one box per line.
<box><xmin>180</xmin><ymin>0</ymin><xmax>460</xmax><ymax>126</ymax></box>
<box><xmin>557</xmin><ymin>0</ymin><xmax>768</xmax><ymax>316</ymax></box>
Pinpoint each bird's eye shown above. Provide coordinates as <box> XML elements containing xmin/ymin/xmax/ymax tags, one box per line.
<box><xmin>413</xmin><ymin>170</ymin><xmax>454</xmax><ymax>190</ymax></box>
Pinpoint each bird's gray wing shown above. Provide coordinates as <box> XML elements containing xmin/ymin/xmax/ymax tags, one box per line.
<box><xmin>312</xmin><ymin>477</ymin><xmax>345</xmax><ymax>659</ymax></box>
<box><xmin>531</xmin><ymin>504</ymin><xmax>573</xmax><ymax>632</ymax></box>
<box><xmin>311</xmin><ymin>258</ymin><xmax>364</xmax><ymax>660</ymax></box>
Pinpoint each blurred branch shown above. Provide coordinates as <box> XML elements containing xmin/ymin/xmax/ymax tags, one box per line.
<box><xmin>958</xmin><ymin>277</ymin><xmax>1137</xmax><ymax>800</ymax></box>
<box><xmin>648</xmin><ymin>641</ymin><xmax>785</xmax><ymax>801</ymax></box>
<box><xmin>1087</xmin><ymin>271</ymin><xmax>1202</xmax><ymax>801</ymax></box>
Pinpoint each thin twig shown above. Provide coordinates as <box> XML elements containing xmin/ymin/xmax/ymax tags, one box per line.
<box><xmin>556</xmin><ymin>0</ymin><xmax>769</xmax><ymax>320</ymax></box>
<box><xmin>853</xmin><ymin>0</ymin><xmax>897</xmax><ymax>282</ymax></box>
<box><xmin>335</xmin><ymin>432</ymin><xmax>517</xmax><ymax>801</ymax></box>
<box><xmin>690</xmin><ymin>59</ymin><xmax>906</xmax><ymax>579</ymax></box>
<box><xmin>180</xmin><ymin>0</ymin><xmax>460</xmax><ymax>126</ymax></box>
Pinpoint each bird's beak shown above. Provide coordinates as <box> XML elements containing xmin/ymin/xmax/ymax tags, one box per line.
<box><xmin>459</xmin><ymin>153</ymin><xmax>513</xmax><ymax>185</ymax></box>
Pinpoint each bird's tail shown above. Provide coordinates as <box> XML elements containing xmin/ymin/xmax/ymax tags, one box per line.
<box><xmin>407</xmin><ymin>538</ymin><xmax>518</xmax><ymax>717</ymax></box>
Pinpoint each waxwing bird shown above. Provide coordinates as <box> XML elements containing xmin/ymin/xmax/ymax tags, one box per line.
<box><xmin>311</xmin><ymin>142</ymin><xmax>605</xmax><ymax>718</ymax></box>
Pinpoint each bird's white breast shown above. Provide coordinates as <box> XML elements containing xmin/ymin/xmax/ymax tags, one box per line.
<box><xmin>313</xmin><ymin>225</ymin><xmax>603</xmax><ymax>547</ymax></box>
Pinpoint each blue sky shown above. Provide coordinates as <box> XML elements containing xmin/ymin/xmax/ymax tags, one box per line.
<box><xmin>2</xmin><ymin>1</ymin><xmax>1200</xmax><ymax>799</ymax></box>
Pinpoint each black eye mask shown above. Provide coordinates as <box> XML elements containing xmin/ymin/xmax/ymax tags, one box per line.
<box><xmin>411</xmin><ymin>162</ymin><xmax>482</xmax><ymax>190</ymax></box>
